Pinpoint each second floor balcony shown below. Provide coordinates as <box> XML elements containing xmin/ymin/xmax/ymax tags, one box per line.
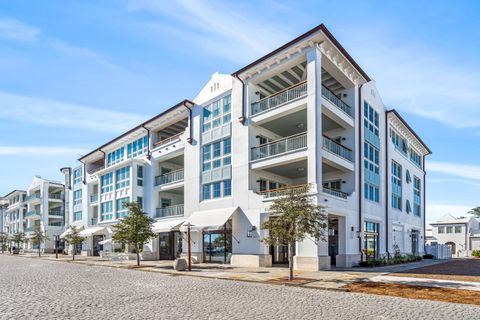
<box><xmin>155</xmin><ymin>204</ymin><xmax>184</xmax><ymax>219</ymax></box>
<box><xmin>48</xmin><ymin>209</ymin><xmax>64</xmax><ymax>217</ymax></box>
<box><xmin>251</xmin><ymin>132</ymin><xmax>307</xmax><ymax>161</ymax></box>
<box><xmin>155</xmin><ymin>169</ymin><xmax>184</xmax><ymax>187</ymax></box>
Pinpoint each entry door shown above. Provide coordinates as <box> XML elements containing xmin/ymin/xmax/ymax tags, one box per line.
<box><xmin>411</xmin><ymin>231</ymin><xmax>419</xmax><ymax>255</ymax></box>
<box><xmin>92</xmin><ymin>235</ymin><xmax>104</xmax><ymax>256</ymax></box>
<box><xmin>270</xmin><ymin>245</ymin><xmax>290</xmax><ymax>264</ymax></box>
<box><xmin>328</xmin><ymin>219</ymin><xmax>339</xmax><ymax>266</ymax></box>
<box><xmin>203</xmin><ymin>231</ymin><xmax>232</xmax><ymax>264</ymax></box>
<box><xmin>159</xmin><ymin>232</ymin><xmax>173</xmax><ymax>260</ymax></box>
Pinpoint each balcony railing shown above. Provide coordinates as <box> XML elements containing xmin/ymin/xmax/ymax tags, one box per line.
<box><xmin>259</xmin><ymin>184</ymin><xmax>309</xmax><ymax>199</ymax></box>
<box><xmin>321</xmin><ymin>85</ymin><xmax>354</xmax><ymax>118</ymax></box>
<box><xmin>251</xmin><ymin>132</ymin><xmax>307</xmax><ymax>161</ymax></box>
<box><xmin>153</xmin><ymin>132</ymin><xmax>183</xmax><ymax>148</ymax></box>
<box><xmin>25</xmin><ymin>194</ymin><xmax>40</xmax><ymax>202</ymax></box>
<box><xmin>25</xmin><ymin>210</ymin><xmax>40</xmax><ymax>218</ymax></box>
<box><xmin>49</xmin><ymin>193</ymin><xmax>63</xmax><ymax>200</ymax></box>
<box><xmin>48</xmin><ymin>209</ymin><xmax>64</xmax><ymax>216</ymax></box>
<box><xmin>322</xmin><ymin>186</ymin><xmax>348</xmax><ymax>199</ymax></box>
<box><xmin>90</xmin><ymin>194</ymin><xmax>99</xmax><ymax>203</ymax></box>
<box><xmin>155</xmin><ymin>169</ymin><xmax>184</xmax><ymax>186</ymax></box>
<box><xmin>251</xmin><ymin>81</ymin><xmax>307</xmax><ymax>115</ymax></box>
<box><xmin>155</xmin><ymin>204</ymin><xmax>184</xmax><ymax>218</ymax></box>
<box><xmin>322</xmin><ymin>136</ymin><xmax>353</xmax><ymax>162</ymax></box>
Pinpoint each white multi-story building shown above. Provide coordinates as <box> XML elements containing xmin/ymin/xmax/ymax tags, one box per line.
<box><xmin>427</xmin><ymin>214</ymin><xmax>480</xmax><ymax>257</ymax></box>
<box><xmin>63</xmin><ymin>24</ymin><xmax>430</xmax><ymax>269</ymax></box>
<box><xmin>23</xmin><ymin>176</ymin><xmax>66</xmax><ymax>252</ymax></box>
<box><xmin>2</xmin><ymin>190</ymin><xmax>27</xmax><ymax>237</ymax></box>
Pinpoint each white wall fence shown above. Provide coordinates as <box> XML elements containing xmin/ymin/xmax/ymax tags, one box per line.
<box><xmin>425</xmin><ymin>244</ymin><xmax>452</xmax><ymax>260</ymax></box>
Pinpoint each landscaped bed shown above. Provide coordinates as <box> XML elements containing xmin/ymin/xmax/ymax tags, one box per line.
<box><xmin>346</xmin><ymin>282</ymin><xmax>480</xmax><ymax>305</ymax></box>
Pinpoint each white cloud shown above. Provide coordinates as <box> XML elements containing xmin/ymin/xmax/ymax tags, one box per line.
<box><xmin>426</xmin><ymin>203</ymin><xmax>474</xmax><ymax>223</ymax></box>
<box><xmin>0</xmin><ymin>146</ymin><xmax>89</xmax><ymax>156</ymax></box>
<box><xmin>427</xmin><ymin>161</ymin><xmax>480</xmax><ymax>182</ymax></box>
<box><xmin>0</xmin><ymin>92</ymin><xmax>145</xmax><ymax>133</ymax></box>
<box><xmin>0</xmin><ymin>17</ymin><xmax>40</xmax><ymax>42</ymax></box>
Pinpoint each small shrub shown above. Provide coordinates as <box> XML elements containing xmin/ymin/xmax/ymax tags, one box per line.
<box><xmin>472</xmin><ymin>250</ymin><xmax>480</xmax><ymax>258</ymax></box>
<box><xmin>423</xmin><ymin>254</ymin><xmax>434</xmax><ymax>259</ymax></box>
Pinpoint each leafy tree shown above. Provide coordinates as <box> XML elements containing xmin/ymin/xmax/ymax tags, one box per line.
<box><xmin>261</xmin><ymin>185</ymin><xmax>327</xmax><ymax>280</ymax></box>
<box><xmin>0</xmin><ymin>232</ymin><xmax>8</xmax><ymax>253</ymax></box>
<box><xmin>9</xmin><ymin>232</ymin><xmax>26</xmax><ymax>251</ymax></box>
<box><xmin>112</xmin><ymin>202</ymin><xmax>155</xmax><ymax>266</ymax></box>
<box><xmin>63</xmin><ymin>226</ymin><xmax>85</xmax><ymax>261</ymax></box>
<box><xmin>30</xmin><ymin>225</ymin><xmax>50</xmax><ymax>257</ymax></box>
<box><xmin>469</xmin><ymin>207</ymin><xmax>480</xmax><ymax>218</ymax></box>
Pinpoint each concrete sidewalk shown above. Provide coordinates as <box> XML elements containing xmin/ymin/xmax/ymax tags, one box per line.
<box><xmin>11</xmin><ymin>253</ymin><xmax>463</xmax><ymax>291</ymax></box>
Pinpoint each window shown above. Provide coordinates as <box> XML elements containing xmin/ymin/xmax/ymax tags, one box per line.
<box><xmin>116</xmin><ymin>197</ymin><xmax>129</xmax><ymax>219</ymax></box>
<box><xmin>454</xmin><ymin>226</ymin><xmax>462</xmax><ymax>233</ymax></box>
<box><xmin>100</xmin><ymin>172</ymin><xmax>113</xmax><ymax>194</ymax></box>
<box><xmin>364</xmin><ymin>102</ymin><xmax>379</xmax><ymax>138</ymax></box>
<box><xmin>137</xmin><ymin>165</ymin><xmax>144</xmax><ymax>186</ymax></box>
<box><xmin>202</xmin><ymin>138</ymin><xmax>231</xmax><ymax>172</ymax></box>
<box><xmin>73</xmin><ymin>211</ymin><xmax>82</xmax><ymax>221</ymax></box>
<box><xmin>364</xmin><ymin>221</ymin><xmax>379</xmax><ymax>260</ymax></box>
<box><xmin>410</xmin><ymin>148</ymin><xmax>422</xmax><ymax>168</ymax></box>
<box><xmin>73</xmin><ymin>167</ymin><xmax>82</xmax><ymax>186</ymax></box>
<box><xmin>116</xmin><ymin>166</ymin><xmax>130</xmax><ymax>189</ymax></box>
<box><xmin>202</xmin><ymin>95</ymin><xmax>232</xmax><ymax>132</ymax></box>
<box><xmin>413</xmin><ymin>176</ymin><xmax>421</xmax><ymax>216</ymax></box>
<box><xmin>364</xmin><ymin>183</ymin><xmax>379</xmax><ymax>202</ymax></box>
<box><xmin>137</xmin><ymin>196</ymin><xmax>143</xmax><ymax>210</ymax></box>
<box><xmin>127</xmin><ymin>135</ymin><xmax>148</xmax><ymax>159</ymax></box>
<box><xmin>364</xmin><ymin>141</ymin><xmax>380</xmax><ymax>203</ymax></box>
<box><xmin>438</xmin><ymin>226</ymin><xmax>445</xmax><ymax>234</ymax></box>
<box><xmin>391</xmin><ymin>161</ymin><xmax>402</xmax><ymax>210</ymax></box>
<box><xmin>406</xmin><ymin>170</ymin><xmax>411</xmax><ymax>184</ymax></box>
<box><xmin>107</xmin><ymin>147</ymin><xmax>125</xmax><ymax>167</ymax></box>
<box><xmin>391</xmin><ymin>129</ymin><xmax>408</xmax><ymax>155</ymax></box>
<box><xmin>406</xmin><ymin>200</ymin><xmax>412</xmax><ymax>214</ymax></box>
<box><xmin>202</xmin><ymin>180</ymin><xmax>232</xmax><ymax>200</ymax></box>
<box><xmin>446</xmin><ymin>226</ymin><xmax>453</xmax><ymax>233</ymax></box>
<box><xmin>323</xmin><ymin>180</ymin><xmax>342</xmax><ymax>191</ymax></box>
<box><xmin>73</xmin><ymin>190</ymin><xmax>82</xmax><ymax>206</ymax></box>
<box><xmin>100</xmin><ymin>201</ymin><xmax>113</xmax><ymax>221</ymax></box>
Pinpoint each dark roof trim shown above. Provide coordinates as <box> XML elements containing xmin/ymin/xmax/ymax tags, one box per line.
<box><xmin>232</xmin><ymin>24</ymin><xmax>371</xmax><ymax>82</ymax></box>
<box><xmin>387</xmin><ymin>109</ymin><xmax>432</xmax><ymax>155</ymax></box>
<box><xmin>78</xmin><ymin>99</ymin><xmax>194</xmax><ymax>161</ymax></box>
<box><xmin>3</xmin><ymin>190</ymin><xmax>26</xmax><ymax>198</ymax></box>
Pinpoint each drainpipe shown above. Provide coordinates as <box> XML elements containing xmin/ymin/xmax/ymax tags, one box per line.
<box><xmin>141</xmin><ymin>125</ymin><xmax>151</xmax><ymax>160</ymax></box>
<box><xmin>358</xmin><ymin>84</ymin><xmax>364</xmax><ymax>262</ymax></box>
<box><xmin>423</xmin><ymin>155</ymin><xmax>427</xmax><ymax>254</ymax></box>
<box><xmin>234</xmin><ymin>74</ymin><xmax>246</xmax><ymax>125</ymax></box>
<box><xmin>183</xmin><ymin>101</ymin><xmax>194</xmax><ymax>144</ymax></box>
<box><xmin>385</xmin><ymin>112</ymin><xmax>389</xmax><ymax>258</ymax></box>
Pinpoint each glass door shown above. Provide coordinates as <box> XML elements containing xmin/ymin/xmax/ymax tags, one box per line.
<box><xmin>203</xmin><ymin>229</ymin><xmax>232</xmax><ymax>264</ymax></box>
<box><xmin>270</xmin><ymin>244</ymin><xmax>289</xmax><ymax>264</ymax></box>
<box><xmin>159</xmin><ymin>232</ymin><xmax>173</xmax><ymax>260</ymax></box>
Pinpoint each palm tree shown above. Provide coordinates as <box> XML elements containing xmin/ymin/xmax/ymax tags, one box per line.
<box><xmin>468</xmin><ymin>207</ymin><xmax>480</xmax><ymax>218</ymax></box>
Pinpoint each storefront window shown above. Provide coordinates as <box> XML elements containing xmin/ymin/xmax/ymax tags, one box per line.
<box><xmin>364</xmin><ymin>221</ymin><xmax>379</xmax><ymax>260</ymax></box>
<box><xmin>203</xmin><ymin>220</ymin><xmax>232</xmax><ymax>264</ymax></box>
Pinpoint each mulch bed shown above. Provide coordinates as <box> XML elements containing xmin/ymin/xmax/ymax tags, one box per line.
<box><xmin>267</xmin><ymin>277</ymin><xmax>316</xmax><ymax>285</ymax></box>
<box><xmin>346</xmin><ymin>282</ymin><xmax>480</xmax><ymax>305</ymax></box>
<box><xmin>390</xmin><ymin>259</ymin><xmax>480</xmax><ymax>282</ymax></box>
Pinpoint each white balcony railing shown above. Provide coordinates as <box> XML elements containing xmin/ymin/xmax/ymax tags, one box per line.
<box><xmin>25</xmin><ymin>194</ymin><xmax>40</xmax><ymax>202</ymax></box>
<box><xmin>259</xmin><ymin>184</ymin><xmax>309</xmax><ymax>199</ymax></box>
<box><xmin>321</xmin><ymin>85</ymin><xmax>354</xmax><ymax>118</ymax></box>
<box><xmin>25</xmin><ymin>210</ymin><xmax>40</xmax><ymax>218</ymax></box>
<box><xmin>48</xmin><ymin>209</ymin><xmax>64</xmax><ymax>216</ymax></box>
<box><xmin>251</xmin><ymin>81</ymin><xmax>307</xmax><ymax>115</ymax></box>
<box><xmin>322</xmin><ymin>136</ymin><xmax>353</xmax><ymax>162</ymax></box>
<box><xmin>155</xmin><ymin>169</ymin><xmax>184</xmax><ymax>186</ymax></box>
<box><xmin>251</xmin><ymin>132</ymin><xmax>307</xmax><ymax>161</ymax></box>
<box><xmin>322</xmin><ymin>186</ymin><xmax>348</xmax><ymax>199</ymax></box>
<box><xmin>49</xmin><ymin>193</ymin><xmax>63</xmax><ymax>200</ymax></box>
<box><xmin>155</xmin><ymin>204</ymin><xmax>184</xmax><ymax>218</ymax></box>
<box><xmin>153</xmin><ymin>132</ymin><xmax>183</xmax><ymax>149</ymax></box>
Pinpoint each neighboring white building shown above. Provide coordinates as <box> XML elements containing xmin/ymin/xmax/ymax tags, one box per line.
<box><xmin>2</xmin><ymin>190</ymin><xmax>27</xmax><ymax>238</ymax></box>
<box><xmin>23</xmin><ymin>176</ymin><xmax>66</xmax><ymax>252</ymax></box>
<box><xmin>62</xmin><ymin>24</ymin><xmax>431</xmax><ymax>269</ymax></box>
<box><xmin>427</xmin><ymin>213</ymin><xmax>480</xmax><ymax>257</ymax></box>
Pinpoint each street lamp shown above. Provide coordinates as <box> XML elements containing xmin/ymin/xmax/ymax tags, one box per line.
<box><xmin>183</xmin><ymin>222</ymin><xmax>194</xmax><ymax>271</ymax></box>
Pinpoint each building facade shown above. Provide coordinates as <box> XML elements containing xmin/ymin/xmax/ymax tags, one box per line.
<box><xmin>61</xmin><ymin>24</ymin><xmax>430</xmax><ymax>269</ymax></box>
<box><xmin>427</xmin><ymin>213</ymin><xmax>480</xmax><ymax>257</ymax></box>
<box><xmin>2</xmin><ymin>190</ymin><xmax>27</xmax><ymax>237</ymax></box>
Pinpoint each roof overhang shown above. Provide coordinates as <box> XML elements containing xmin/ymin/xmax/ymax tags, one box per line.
<box><xmin>387</xmin><ymin>110</ymin><xmax>432</xmax><ymax>155</ymax></box>
<box><xmin>3</xmin><ymin>190</ymin><xmax>26</xmax><ymax>199</ymax></box>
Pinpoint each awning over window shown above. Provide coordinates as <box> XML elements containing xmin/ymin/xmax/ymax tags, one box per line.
<box><xmin>79</xmin><ymin>226</ymin><xmax>107</xmax><ymax>237</ymax></box>
<box><xmin>181</xmin><ymin>206</ymin><xmax>240</xmax><ymax>231</ymax></box>
<box><xmin>152</xmin><ymin>219</ymin><xmax>185</xmax><ymax>233</ymax></box>
<box><xmin>98</xmin><ymin>238</ymin><xmax>112</xmax><ymax>245</ymax></box>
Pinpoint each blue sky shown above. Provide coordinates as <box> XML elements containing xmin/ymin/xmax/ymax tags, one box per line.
<box><xmin>0</xmin><ymin>0</ymin><xmax>479</xmax><ymax>222</ymax></box>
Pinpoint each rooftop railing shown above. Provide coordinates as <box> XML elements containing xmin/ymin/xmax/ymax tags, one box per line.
<box><xmin>155</xmin><ymin>204</ymin><xmax>184</xmax><ymax>218</ymax></box>
<box><xmin>251</xmin><ymin>81</ymin><xmax>307</xmax><ymax>115</ymax></box>
<box><xmin>155</xmin><ymin>169</ymin><xmax>184</xmax><ymax>186</ymax></box>
<box><xmin>321</xmin><ymin>85</ymin><xmax>354</xmax><ymax>118</ymax></box>
<box><xmin>251</xmin><ymin>132</ymin><xmax>307</xmax><ymax>161</ymax></box>
<box><xmin>322</xmin><ymin>136</ymin><xmax>353</xmax><ymax>162</ymax></box>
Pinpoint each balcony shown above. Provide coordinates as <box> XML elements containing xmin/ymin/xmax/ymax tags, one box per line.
<box><xmin>155</xmin><ymin>204</ymin><xmax>184</xmax><ymax>218</ymax></box>
<box><xmin>49</xmin><ymin>193</ymin><xmax>63</xmax><ymax>200</ymax></box>
<box><xmin>48</xmin><ymin>209</ymin><xmax>64</xmax><ymax>217</ymax></box>
<box><xmin>25</xmin><ymin>210</ymin><xmax>40</xmax><ymax>218</ymax></box>
<box><xmin>153</xmin><ymin>132</ymin><xmax>183</xmax><ymax>149</ymax></box>
<box><xmin>251</xmin><ymin>132</ymin><xmax>307</xmax><ymax>161</ymax></box>
<box><xmin>155</xmin><ymin>169</ymin><xmax>184</xmax><ymax>186</ymax></box>
<box><xmin>322</xmin><ymin>186</ymin><xmax>348</xmax><ymax>199</ymax></box>
<box><xmin>25</xmin><ymin>194</ymin><xmax>40</xmax><ymax>202</ymax></box>
<box><xmin>322</xmin><ymin>136</ymin><xmax>353</xmax><ymax>162</ymax></box>
<box><xmin>259</xmin><ymin>184</ymin><xmax>309</xmax><ymax>199</ymax></box>
<box><xmin>251</xmin><ymin>81</ymin><xmax>307</xmax><ymax>115</ymax></box>
<box><xmin>321</xmin><ymin>85</ymin><xmax>354</xmax><ymax>119</ymax></box>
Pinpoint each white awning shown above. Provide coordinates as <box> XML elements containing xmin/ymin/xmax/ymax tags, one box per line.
<box><xmin>79</xmin><ymin>226</ymin><xmax>107</xmax><ymax>237</ymax></box>
<box><xmin>152</xmin><ymin>219</ymin><xmax>185</xmax><ymax>233</ymax></box>
<box><xmin>181</xmin><ymin>206</ymin><xmax>240</xmax><ymax>231</ymax></box>
<box><xmin>60</xmin><ymin>228</ymin><xmax>72</xmax><ymax>239</ymax></box>
<box><xmin>98</xmin><ymin>238</ymin><xmax>112</xmax><ymax>245</ymax></box>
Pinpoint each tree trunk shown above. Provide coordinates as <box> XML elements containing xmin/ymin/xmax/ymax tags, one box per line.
<box><xmin>72</xmin><ymin>251</ymin><xmax>75</xmax><ymax>261</ymax></box>
<box><xmin>288</xmin><ymin>241</ymin><xmax>294</xmax><ymax>281</ymax></box>
<box><xmin>38</xmin><ymin>246</ymin><xmax>41</xmax><ymax>257</ymax></box>
<box><xmin>136</xmin><ymin>244</ymin><xmax>140</xmax><ymax>267</ymax></box>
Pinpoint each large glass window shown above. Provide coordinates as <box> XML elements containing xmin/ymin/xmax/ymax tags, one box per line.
<box><xmin>413</xmin><ymin>176</ymin><xmax>421</xmax><ymax>216</ymax></box>
<box><xmin>202</xmin><ymin>95</ymin><xmax>232</xmax><ymax>133</ymax></box>
<box><xmin>455</xmin><ymin>226</ymin><xmax>462</xmax><ymax>233</ymax></box>
<box><xmin>100</xmin><ymin>172</ymin><xmax>113</xmax><ymax>194</ymax></box>
<box><xmin>73</xmin><ymin>167</ymin><xmax>82</xmax><ymax>186</ymax></box>
<box><xmin>438</xmin><ymin>226</ymin><xmax>445</xmax><ymax>234</ymax></box>
<box><xmin>203</xmin><ymin>220</ymin><xmax>232</xmax><ymax>264</ymax></box>
<box><xmin>73</xmin><ymin>211</ymin><xmax>82</xmax><ymax>221</ymax></box>
<box><xmin>391</xmin><ymin>129</ymin><xmax>408</xmax><ymax>155</ymax></box>
<box><xmin>202</xmin><ymin>138</ymin><xmax>231</xmax><ymax>173</ymax></box>
<box><xmin>73</xmin><ymin>190</ymin><xmax>82</xmax><ymax>206</ymax></box>
<box><xmin>116</xmin><ymin>166</ymin><xmax>130</xmax><ymax>189</ymax></box>
<box><xmin>107</xmin><ymin>147</ymin><xmax>125</xmax><ymax>167</ymax></box>
<box><xmin>100</xmin><ymin>201</ymin><xmax>113</xmax><ymax>221</ymax></box>
<box><xmin>116</xmin><ymin>197</ymin><xmax>130</xmax><ymax>219</ymax></box>
<box><xmin>137</xmin><ymin>165</ymin><xmax>144</xmax><ymax>186</ymax></box>
<box><xmin>127</xmin><ymin>135</ymin><xmax>148</xmax><ymax>159</ymax></box>
<box><xmin>202</xmin><ymin>180</ymin><xmax>232</xmax><ymax>200</ymax></box>
<box><xmin>364</xmin><ymin>141</ymin><xmax>380</xmax><ymax>203</ymax></box>
<box><xmin>410</xmin><ymin>148</ymin><xmax>422</xmax><ymax>168</ymax></box>
<box><xmin>391</xmin><ymin>161</ymin><xmax>402</xmax><ymax>210</ymax></box>
<box><xmin>364</xmin><ymin>102</ymin><xmax>379</xmax><ymax>137</ymax></box>
<box><xmin>364</xmin><ymin>221</ymin><xmax>379</xmax><ymax>260</ymax></box>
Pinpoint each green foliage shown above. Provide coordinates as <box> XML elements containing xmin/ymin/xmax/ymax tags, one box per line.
<box><xmin>359</xmin><ymin>254</ymin><xmax>422</xmax><ymax>267</ymax></box>
<box><xmin>30</xmin><ymin>225</ymin><xmax>50</xmax><ymax>257</ymax></box>
<box><xmin>9</xmin><ymin>232</ymin><xmax>26</xmax><ymax>246</ymax></box>
<box><xmin>112</xmin><ymin>202</ymin><xmax>155</xmax><ymax>266</ymax></box>
<box><xmin>422</xmin><ymin>254</ymin><xmax>434</xmax><ymax>259</ymax></box>
<box><xmin>0</xmin><ymin>232</ymin><xmax>8</xmax><ymax>253</ymax></box>
<box><xmin>468</xmin><ymin>207</ymin><xmax>480</xmax><ymax>218</ymax></box>
<box><xmin>472</xmin><ymin>250</ymin><xmax>480</xmax><ymax>258</ymax></box>
<box><xmin>63</xmin><ymin>225</ymin><xmax>86</xmax><ymax>260</ymax></box>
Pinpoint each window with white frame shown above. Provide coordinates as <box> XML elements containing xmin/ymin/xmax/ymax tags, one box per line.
<box><xmin>202</xmin><ymin>180</ymin><xmax>232</xmax><ymax>200</ymax></box>
<box><xmin>73</xmin><ymin>167</ymin><xmax>82</xmax><ymax>186</ymax></box>
<box><xmin>137</xmin><ymin>165</ymin><xmax>144</xmax><ymax>186</ymax></box>
<box><xmin>364</xmin><ymin>142</ymin><xmax>380</xmax><ymax>203</ymax></box>
<box><xmin>73</xmin><ymin>211</ymin><xmax>82</xmax><ymax>221</ymax></box>
<box><xmin>100</xmin><ymin>201</ymin><xmax>113</xmax><ymax>221</ymax></box>
<box><xmin>364</xmin><ymin>102</ymin><xmax>379</xmax><ymax>137</ymax></box>
<box><xmin>116</xmin><ymin>197</ymin><xmax>129</xmax><ymax>219</ymax></box>
<box><xmin>127</xmin><ymin>135</ymin><xmax>148</xmax><ymax>159</ymax></box>
<box><xmin>391</xmin><ymin>129</ymin><xmax>408</xmax><ymax>155</ymax></box>
<box><xmin>446</xmin><ymin>226</ymin><xmax>453</xmax><ymax>233</ymax></box>
<box><xmin>202</xmin><ymin>138</ymin><xmax>231</xmax><ymax>172</ymax></box>
<box><xmin>202</xmin><ymin>95</ymin><xmax>231</xmax><ymax>132</ymax></box>
<box><xmin>391</xmin><ymin>161</ymin><xmax>402</xmax><ymax>210</ymax></box>
<box><xmin>116</xmin><ymin>166</ymin><xmax>130</xmax><ymax>189</ymax></box>
<box><xmin>107</xmin><ymin>147</ymin><xmax>125</xmax><ymax>167</ymax></box>
<box><xmin>438</xmin><ymin>226</ymin><xmax>445</xmax><ymax>233</ymax></box>
<box><xmin>100</xmin><ymin>172</ymin><xmax>113</xmax><ymax>194</ymax></box>
<box><xmin>73</xmin><ymin>190</ymin><xmax>82</xmax><ymax>206</ymax></box>
<box><xmin>413</xmin><ymin>176</ymin><xmax>421</xmax><ymax>216</ymax></box>
<box><xmin>410</xmin><ymin>148</ymin><xmax>422</xmax><ymax>168</ymax></box>
<box><xmin>137</xmin><ymin>196</ymin><xmax>143</xmax><ymax>210</ymax></box>
<box><xmin>454</xmin><ymin>226</ymin><xmax>462</xmax><ymax>233</ymax></box>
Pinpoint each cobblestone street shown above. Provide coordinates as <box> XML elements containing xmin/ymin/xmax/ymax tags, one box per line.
<box><xmin>0</xmin><ymin>255</ymin><xmax>478</xmax><ymax>320</ymax></box>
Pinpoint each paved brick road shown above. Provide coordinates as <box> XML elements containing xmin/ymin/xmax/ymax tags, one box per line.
<box><xmin>0</xmin><ymin>255</ymin><xmax>478</xmax><ymax>320</ymax></box>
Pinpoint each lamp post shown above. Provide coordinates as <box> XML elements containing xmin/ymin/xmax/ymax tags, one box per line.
<box><xmin>183</xmin><ymin>222</ymin><xmax>194</xmax><ymax>271</ymax></box>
